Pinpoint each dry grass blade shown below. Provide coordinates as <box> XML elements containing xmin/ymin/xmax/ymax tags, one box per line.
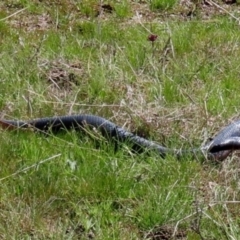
<box><xmin>0</xmin><ymin>7</ymin><xmax>29</xmax><ymax>21</ymax></box>
<box><xmin>206</xmin><ymin>0</ymin><xmax>240</xmax><ymax>23</ymax></box>
<box><xmin>0</xmin><ymin>154</ymin><xmax>62</xmax><ymax>182</ymax></box>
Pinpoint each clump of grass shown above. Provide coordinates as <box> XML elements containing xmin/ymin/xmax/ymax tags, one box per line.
<box><xmin>149</xmin><ymin>0</ymin><xmax>178</xmax><ymax>11</ymax></box>
<box><xmin>78</xmin><ymin>0</ymin><xmax>98</xmax><ymax>18</ymax></box>
<box><xmin>114</xmin><ymin>1</ymin><xmax>131</xmax><ymax>18</ymax></box>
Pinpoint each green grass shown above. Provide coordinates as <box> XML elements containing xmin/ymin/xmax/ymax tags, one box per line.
<box><xmin>149</xmin><ymin>0</ymin><xmax>178</xmax><ymax>11</ymax></box>
<box><xmin>0</xmin><ymin>0</ymin><xmax>240</xmax><ymax>239</ymax></box>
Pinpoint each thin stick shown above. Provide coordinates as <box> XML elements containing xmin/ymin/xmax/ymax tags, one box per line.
<box><xmin>0</xmin><ymin>7</ymin><xmax>28</xmax><ymax>21</ymax></box>
<box><xmin>206</xmin><ymin>0</ymin><xmax>240</xmax><ymax>23</ymax></box>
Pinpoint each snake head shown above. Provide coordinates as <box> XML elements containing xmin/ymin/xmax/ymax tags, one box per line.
<box><xmin>206</xmin><ymin>137</ymin><xmax>240</xmax><ymax>161</ymax></box>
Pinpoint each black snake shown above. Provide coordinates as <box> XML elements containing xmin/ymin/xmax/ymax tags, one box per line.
<box><xmin>0</xmin><ymin>114</ymin><xmax>239</xmax><ymax>161</ymax></box>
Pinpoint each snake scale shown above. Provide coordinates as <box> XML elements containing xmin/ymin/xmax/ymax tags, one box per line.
<box><xmin>0</xmin><ymin>114</ymin><xmax>240</xmax><ymax>161</ymax></box>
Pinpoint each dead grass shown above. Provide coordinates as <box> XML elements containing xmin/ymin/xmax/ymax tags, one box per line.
<box><xmin>1</xmin><ymin>0</ymin><xmax>240</xmax><ymax>239</ymax></box>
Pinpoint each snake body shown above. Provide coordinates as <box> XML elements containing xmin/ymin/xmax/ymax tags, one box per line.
<box><xmin>0</xmin><ymin>114</ymin><xmax>240</xmax><ymax>161</ymax></box>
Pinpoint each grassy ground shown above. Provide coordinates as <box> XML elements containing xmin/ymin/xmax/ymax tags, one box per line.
<box><xmin>1</xmin><ymin>0</ymin><xmax>240</xmax><ymax>239</ymax></box>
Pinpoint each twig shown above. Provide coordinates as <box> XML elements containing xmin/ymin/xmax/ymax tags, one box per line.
<box><xmin>166</xmin><ymin>24</ymin><xmax>175</xmax><ymax>59</ymax></box>
<box><xmin>0</xmin><ymin>154</ymin><xmax>62</xmax><ymax>182</ymax></box>
<box><xmin>41</xmin><ymin>101</ymin><xmax>121</xmax><ymax>108</ymax></box>
<box><xmin>69</xmin><ymin>89</ymin><xmax>81</xmax><ymax>115</ymax></box>
<box><xmin>28</xmin><ymin>35</ymin><xmax>46</xmax><ymax>64</ymax></box>
<box><xmin>117</xmin><ymin>45</ymin><xmax>138</xmax><ymax>77</ymax></box>
<box><xmin>135</xmin><ymin>11</ymin><xmax>152</xmax><ymax>34</ymax></box>
<box><xmin>206</xmin><ymin>0</ymin><xmax>240</xmax><ymax>23</ymax></box>
<box><xmin>0</xmin><ymin>7</ymin><xmax>28</xmax><ymax>21</ymax></box>
<box><xmin>172</xmin><ymin>203</ymin><xmax>217</xmax><ymax>237</ymax></box>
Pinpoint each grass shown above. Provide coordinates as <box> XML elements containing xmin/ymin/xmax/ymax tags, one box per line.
<box><xmin>149</xmin><ymin>0</ymin><xmax>178</xmax><ymax>11</ymax></box>
<box><xmin>0</xmin><ymin>0</ymin><xmax>240</xmax><ymax>239</ymax></box>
